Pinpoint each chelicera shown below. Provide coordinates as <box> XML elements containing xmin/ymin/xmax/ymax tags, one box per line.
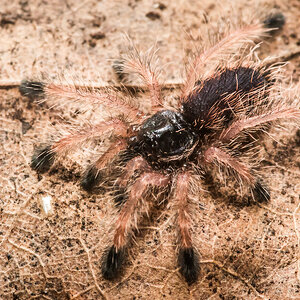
<box><xmin>20</xmin><ymin>19</ymin><xmax>299</xmax><ymax>284</ymax></box>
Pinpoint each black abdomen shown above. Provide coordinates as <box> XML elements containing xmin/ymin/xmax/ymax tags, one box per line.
<box><xmin>182</xmin><ymin>67</ymin><xmax>269</xmax><ymax>131</ymax></box>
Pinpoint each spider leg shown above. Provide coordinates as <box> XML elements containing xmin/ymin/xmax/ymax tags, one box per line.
<box><xmin>101</xmin><ymin>171</ymin><xmax>170</xmax><ymax>280</ymax></box>
<box><xmin>181</xmin><ymin>23</ymin><xmax>268</xmax><ymax>100</ymax></box>
<box><xmin>80</xmin><ymin>139</ymin><xmax>128</xmax><ymax>192</ymax></box>
<box><xmin>117</xmin><ymin>156</ymin><xmax>151</xmax><ymax>185</ymax></box>
<box><xmin>31</xmin><ymin>119</ymin><xmax>128</xmax><ymax>173</ymax></box>
<box><xmin>120</xmin><ymin>45</ymin><xmax>162</xmax><ymax>110</ymax></box>
<box><xmin>220</xmin><ymin>107</ymin><xmax>300</xmax><ymax>142</ymax></box>
<box><xmin>109</xmin><ymin>156</ymin><xmax>151</xmax><ymax>205</ymax></box>
<box><xmin>203</xmin><ymin>146</ymin><xmax>270</xmax><ymax>203</ymax></box>
<box><xmin>19</xmin><ymin>80</ymin><xmax>142</xmax><ymax>121</ymax></box>
<box><xmin>174</xmin><ymin>172</ymin><xmax>200</xmax><ymax>285</ymax></box>
<box><xmin>82</xmin><ymin>155</ymin><xmax>150</xmax><ymax>196</ymax></box>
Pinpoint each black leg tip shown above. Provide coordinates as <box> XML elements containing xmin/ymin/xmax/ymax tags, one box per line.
<box><xmin>112</xmin><ymin>59</ymin><xmax>127</xmax><ymax>82</ymax></box>
<box><xmin>263</xmin><ymin>12</ymin><xmax>285</xmax><ymax>31</ymax></box>
<box><xmin>19</xmin><ymin>80</ymin><xmax>45</xmax><ymax>99</ymax></box>
<box><xmin>80</xmin><ymin>166</ymin><xmax>103</xmax><ymax>192</ymax></box>
<box><xmin>31</xmin><ymin>145</ymin><xmax>55</xmax><ymax>173</ymax></box>
<box><xmin>253</xmin><ymin>180</ymin><xmax>270</xmax><ymax>203</ymax></box>
<box><xmin>178</xmin><ymin>247</ymin><xmax>200</xmax><ymax>285</ymax></box>
<box><xmin>101</xmin><ymin>246</ymin><xmax>125</xmax><ymax>280</ymax></box>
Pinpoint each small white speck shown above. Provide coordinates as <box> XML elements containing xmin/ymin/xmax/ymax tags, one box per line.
<box><xmin>41</xmin><ymin>195</ymin><xmax>54</xmax><ymax>216</ymax></box>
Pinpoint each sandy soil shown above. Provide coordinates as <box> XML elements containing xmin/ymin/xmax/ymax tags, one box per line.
<box><xmin>0</xmin><ymin>0</ymin><xmax>300</xmax><ymax>299</ymax></box>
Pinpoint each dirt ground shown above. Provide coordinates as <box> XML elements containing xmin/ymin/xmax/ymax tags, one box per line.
<box><xmin>0</xmin><ymin>0</ymin><xmax>300</xmax><ymax>299</ymax></box>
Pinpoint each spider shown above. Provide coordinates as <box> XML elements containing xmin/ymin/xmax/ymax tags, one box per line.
<box><xmin>19</xmin><ymin>16</ymin><xmax>299</xmax><ymax>285</ymax></box>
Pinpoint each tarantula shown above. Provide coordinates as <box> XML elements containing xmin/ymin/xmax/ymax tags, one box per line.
<box><xmin>20</xmin><ymin>18</ymin><xmax>299</xmax><ymax>285</ymax></box>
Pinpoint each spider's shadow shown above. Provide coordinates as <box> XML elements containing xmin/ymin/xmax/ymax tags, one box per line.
<box><xmin>203</xmin><ymin>171</ymin><xmax>256</xmax><ymax>208</ymax></box>
<box><xmin>45</xmin><ymin>162</ymin><xmax>257</xmax><ymax>209</ymax></box>
<box><xmin>47</xmin><ymin>163</ymin><xmax>81</xmax><ymax>183</ymax></box>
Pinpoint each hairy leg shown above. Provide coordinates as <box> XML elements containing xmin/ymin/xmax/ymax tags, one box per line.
<box><xmin>80</xmin><ymin>139</ymin><xmax>128</xmax><ymax>192</ymax></box>
<box><xmin>181</xmin><ymin>23</ymin><xmax>268</xmax><ymax>100</ymax></box>
<box><xmin>109</xmin><ymin>156</ymin><xmax>152</xmax><ymax>206</ymax></box>
<box><xmin>203</xmin><ymin>146</ymin><xmax>270</xmax><ymax>202</ymax></box>
<box><xmin>220</xmin><ymin>107</ymin><xmax>300</xmax><ymax>142</ymax></box>
<box><xmin>117</xmin><ymin>156</ymin><xmax>151</xmax><ymax>187</ymax></box>
<box><xmin>101</xmin><ymin>171</ymin><xmax>170</xmax><ymax>280</ymax></box>
<box><xmin>107</xmin><ymin>156</ymin><xmax>152</xmax><ymax>205</ymax></box>
<box><xmin>19</xmin><ymin>80</ymin><xmax>142</xmax><ymax>121</ymax></box>
<box><xmin>120</xmin><ymin>45</ymin><xmax>162</xmax><ymax>110</ymax></box>
<box><xmin>173</xmin><ymin>172</ymin><xmax>200</xmax><ymax>285</ymax></box>
<box><xmin>31</xmin><ymin>119</ymin><xmax>128</xmax><ymax>173</ymax></box>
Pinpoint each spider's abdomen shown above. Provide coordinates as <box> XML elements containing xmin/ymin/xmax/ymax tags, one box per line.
<box><xmin>182</xmin><ymin>67</ymin><xmax>269</xmax><ymax>131</ymax></box>
<box><xmin>129</xmin><ymin>110</ymin><xmax>196</xmax><ymax>166</ymax></box>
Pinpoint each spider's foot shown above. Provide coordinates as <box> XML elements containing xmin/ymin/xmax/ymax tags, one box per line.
<box><xmin>31</xmin><ymin>145</ymin><xmax>55</xmax><ymax>173</ymax></box>
<box><xmin>19</xmin><ymin>80</ymin><xmax>45</xmax><ymax>99</ymax></box>
<box><xmin>112</xmin><ymin>59</ymin><xmax>126</xmax><ymax>82</ymax></box>
<box><xmin>263</xmin><ymin>12</ymin><xmax>285</xmax><ymax>31</ymax></box>
<box><xmin>178</xmin><ymin>247</ymin><xmax>200</xmax><ymax>285</ymax></box>
<box><xmin>101</xmin><ymin>245</ymin><xmax>125</xmax><ymax>280</ymax></box>
<box><xmin>80</xmin><ymin>166</ymin><xmax>103</xmax><ymax>192</ymax></box>
<box><xmin>252</xmin><ymin>180</ymin><xmax>270</xmax><ymax>203</ymax></box>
